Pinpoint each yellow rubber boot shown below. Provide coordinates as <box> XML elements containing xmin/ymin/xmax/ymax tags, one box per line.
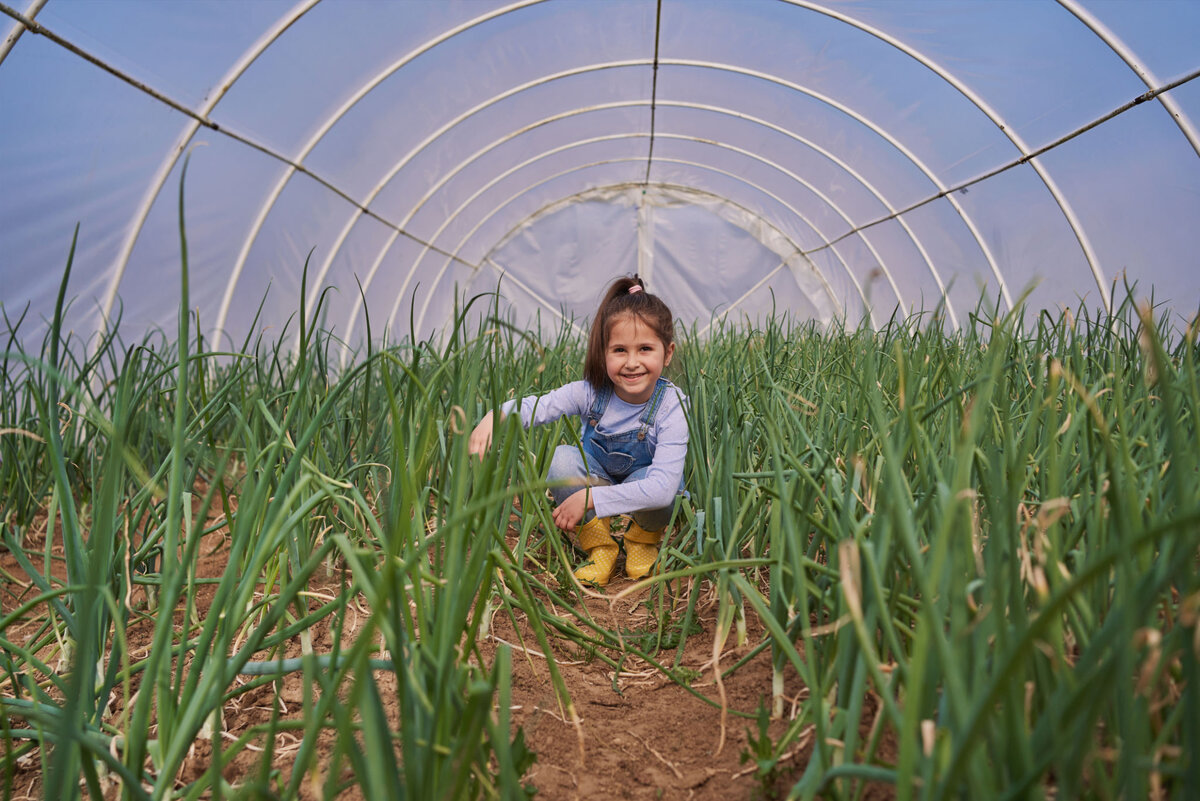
<box><xmin>623</xmin><ymin>521</ymin><xmax>664</xmax><ymax>580</ymax></box>
<box><xmin>573</xmin><ymin>516</ymin><xmax>618</xmax><ymax>587</ymax></box>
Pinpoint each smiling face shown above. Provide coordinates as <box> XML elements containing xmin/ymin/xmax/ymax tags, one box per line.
<box><xmin>604</xmin><ymin>314</ymin><xmax>675</xmax><ymax>404</ymax></box>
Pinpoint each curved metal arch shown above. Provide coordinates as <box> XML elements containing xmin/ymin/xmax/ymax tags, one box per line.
<box><xmin>339</xmin><ymin>147</ymin><xmax>861</xmax><ymax>363</ymax></box>
<box><xmin>666</xmin><ymin>58</ymin><xmax>1017</xmax><ymax>315</ymax></box>
<box><xmin>0</xmin><ymin>0</ymin><xmax>45</xmax><ymax>67</ymax></box>
<box><xmin>343</xmin><ymin>124</ymin><xmax>898</xmax><ymax>353</ymax></box>
<box><xmin>201</xmin><ymin>0</ymin><xmax>548</xmax><ymax>339</ymax></box>
<box><xmin>383</xmin><ymin>150</ymin><xmax>861</xmax><ymax>348</ymax></box>
<box><xmin>478</xmin><ymin>183</ymin><xmax>839</xmax><ymax>339</ymax></box>
<box><xmin>284</xmin><ymin>59</ymin><xmax>640</xmax><ymax>344</ymax></box>
<box><xmin>403</xmin><ymin>170</ymin><xmax>845</xmax><ymax>346</ymax></box>
<box><xmin>211</xmin><ymin>0</ymin><xmax>554</xmax><ymax>341</ymax></box>
<box><xmin>341</xmin><ymin>138</ymin><xmax>869</xmax><ymax>360</ymax></box>
<box><xmin>658</xmin><ymin>132</ymin><xmax>906</xmax><ymax>304</ymax></box>
<box><xmin>478</xmin><ymin>182</ymin><xmax>837</xmax><ymax>333</ymax></box>
<box><xmin>665</xmin><ymin>101</ymin><xmax>960</xmax><ymax>328</ymax></box>
<box><xmin>402</xmin><ymin>164</ymin><xmax>847</xmax><ymax>339</ymax></box>
<box><xmin>780</xmin><ymin>0</ymin><xmax>1110</xmax><ymax>311</ymax></box>
<box><xmin>93</xmin><ymin>0</ymin><xmax>321</xmax><ymax>344</ymax></box>
<box><xmin>309</xmin><ymin>97</ymin><xmax>962</xmax><ymax>333</ymax></box>
<box><xmin>73</xmin><ymin>0</ymin><xmax>544</xmax><ymax>345</ymax></box>
<box><xmin>294</xmin><ymin>57</ymin><xmax>1006</xmax><ymax>351</ymax></box>
<box><xmin>1057</xmin><ymin>0</ymin><xmax>1200</xmax><ymax>159</ymax></box>
<box><xmin>28</xmin><ymin>0</ymin><xmax>1175</xmax><ymax>347</ymax></box>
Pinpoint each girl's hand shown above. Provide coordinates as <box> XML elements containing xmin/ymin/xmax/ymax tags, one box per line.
<box><xmin>468</xmin><ymin>411</ymin><xmax>495</xmax><ymax>457</ymax></box>
<box><xmin>552</xmin><ymin>488</ymin><xmax>594</xmax><ymax>532</ymax></box>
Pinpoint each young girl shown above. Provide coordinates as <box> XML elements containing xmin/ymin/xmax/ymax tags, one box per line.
<box><xmin>468</xmin><ymin>275</ymin><xmax>688</xmax><ymax>587</ymax></box>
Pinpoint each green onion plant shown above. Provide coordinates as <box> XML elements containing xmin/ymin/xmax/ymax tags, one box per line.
<box><xmin>2</xmin><ymin>176</ymin><xmax>1196</xmax><ymax>801</ymax></box>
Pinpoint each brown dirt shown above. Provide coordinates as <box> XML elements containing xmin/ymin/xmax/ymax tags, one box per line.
<box><xmin>484</xmin><ymin>550</ymin><xmax>897</xmax><ymax>801</ymax></box>
<box><xmin>1</xmin><ymin>500</ymin><xmax>896</xmax><ymax>800</ymax></box>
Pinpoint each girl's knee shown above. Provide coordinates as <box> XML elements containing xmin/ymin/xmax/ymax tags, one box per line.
<box><xmin>548</xmin><ymin>445</ymin><xmax>587</xmax><ymax>483</ymax></box>
<box><xmin>548</xmin><ymin>445</ymin><xmax>604</xmax><ymax>508</ymax></box>
<box><xmin>633</xmin><ymin>505</ymin><xmax>674</xmax><ymax>532</ymax></box>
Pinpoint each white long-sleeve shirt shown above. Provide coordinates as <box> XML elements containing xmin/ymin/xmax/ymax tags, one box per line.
<box><xmin>501</xmin><ymin>380</ymin><xmax>689</xmax><ymax>517</ymax></box>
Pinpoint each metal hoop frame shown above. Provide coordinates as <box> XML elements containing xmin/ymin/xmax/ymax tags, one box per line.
<box><xmin>21</xmin><ymin>0</ymin><xmax>1185</xmax><ymax>345</ymax></box>
<box><xmin>308</xmin><ymin>99</ymin><xmax>963</xmax><ymax>337</ymax></box>
<box><xmin>380</xmin><ymin>155</ymin><xmax>851</xmax><ymax>353</ymax></box>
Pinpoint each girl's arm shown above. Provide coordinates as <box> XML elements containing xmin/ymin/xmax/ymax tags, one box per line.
<box><xmin>468</xmin><ymin>381</ymin><xmax>592</xmax><ymax>457</ymax></box>
<box><xmin>588</xmin><ymin>397</ymin><xmax>688</xmax><ymax>517</ymax></box>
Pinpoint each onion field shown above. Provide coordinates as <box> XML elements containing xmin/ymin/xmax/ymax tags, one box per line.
<box><xmin>2</xmin><ymin>227</ymin><xmax>1198</xmax><ymax>800</ymax></box>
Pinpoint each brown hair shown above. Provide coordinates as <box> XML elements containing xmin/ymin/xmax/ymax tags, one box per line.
<box><xmin>583</xmin><ymin>275</ymin><xmax>675</xmax><ymax>389</ymax></box>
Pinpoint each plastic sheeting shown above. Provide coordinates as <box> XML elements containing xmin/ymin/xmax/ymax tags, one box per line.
<box><xmin>1</xmin><ymin>0</ymin><xmax>1198</xmax><ymax>358</ymax></box>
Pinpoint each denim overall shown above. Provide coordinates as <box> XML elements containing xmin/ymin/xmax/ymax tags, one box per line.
<box><xmin>579</xmin><ymin>378</ymin><xmax>669</xmax><ymax>483</ymax></box>
<box><xmin>544</xmin><ymin>377</ymin><xmax>678</xmax><ymax>531</ymax></box>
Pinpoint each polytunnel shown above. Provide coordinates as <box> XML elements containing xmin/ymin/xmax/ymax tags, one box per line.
<box><xmin>6</xmin><ymin>4</ymin><xmax>1200</xmax><ymax>799</ymax></box>
<box><xmin>2</xmin><ymin>0</ymin><xmax>1199</xmax><ymax>356</ymax></box>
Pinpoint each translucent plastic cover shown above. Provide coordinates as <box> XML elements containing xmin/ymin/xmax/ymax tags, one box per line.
<box><xmin>1</xmin><ymin>0</ymin><xmax>1197</xmax><ymax>357</ymax></box>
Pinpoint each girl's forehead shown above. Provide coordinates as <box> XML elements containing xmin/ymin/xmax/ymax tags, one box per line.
<box><xmin>607</xmin><ymin>313</ymin><xmax>658</xmax><ymax>341</ymax></box>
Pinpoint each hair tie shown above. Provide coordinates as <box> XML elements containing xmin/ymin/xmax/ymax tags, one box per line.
<box><xmin>628</xmin><ymin>284</ymin><xmax>643</xmax><ymax>294</ymax></box>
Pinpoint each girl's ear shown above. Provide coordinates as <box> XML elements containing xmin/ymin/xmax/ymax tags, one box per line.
<box><xmin>664</xmin><ymin>341</ymin><xmax>676</xmax><ymax>367</ymax></box>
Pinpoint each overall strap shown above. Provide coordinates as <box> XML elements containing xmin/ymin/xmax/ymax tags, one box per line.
<box><xmin>586</xmin><ymin>384</ymin><xmax>612</xmax><ymax>428</ymax></box>
<box><xmin>636</xmin><ymin>378</ymin><xmax>669</xmax><ymax>440</ymax></box>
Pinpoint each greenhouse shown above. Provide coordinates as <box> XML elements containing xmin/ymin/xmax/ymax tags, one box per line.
<box><xmin>1</xmin><ymin>1</ymin><xmax>1198</xmax><ymax>799</ymax></box>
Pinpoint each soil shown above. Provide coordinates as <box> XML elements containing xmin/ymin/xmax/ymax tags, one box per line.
<box><xmin>483</xmin><ymin>565</ymin><xmax>895</xmax><ymax>801</ymax></box>
<box><xmin>1</xmin><ymin>499</ymin><xmax>896</xmax><ymax>801</ymax></box>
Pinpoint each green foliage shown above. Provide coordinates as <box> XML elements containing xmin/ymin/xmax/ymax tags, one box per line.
<box><xmin>680</xmin><ymin>294</ymin><xmax>1200</xmax><ymax>801</ymax></box>
<box><xmin>0</xmin><ymin>188</ymin><xmax>544</xmax><ymax>799</ymax></box>
<box><xmin>2</xmin><ymin>188</ymin><xmax>1197</xmax><ymax>801</ymax></box>
<box><xmin>621</xmin><ymin>612</ymin><xmax>704</xmax><ymax>654</ymax></box>
<box><xmin>741</xmin><ymin>699</ymin><xmax>785</xmax><ymax>801</ymax></box>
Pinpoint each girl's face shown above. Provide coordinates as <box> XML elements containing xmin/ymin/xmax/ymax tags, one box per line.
<box><xmin>604</xmin><ymin>314</ymin><xmax>674</xmax><ymax>404</ymax></box>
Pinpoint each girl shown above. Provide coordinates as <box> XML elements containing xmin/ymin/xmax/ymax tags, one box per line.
<box><xmin>468</xmin><ymin>275</ymin><xmax>688</xmax><ymax>587</ymax></box>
